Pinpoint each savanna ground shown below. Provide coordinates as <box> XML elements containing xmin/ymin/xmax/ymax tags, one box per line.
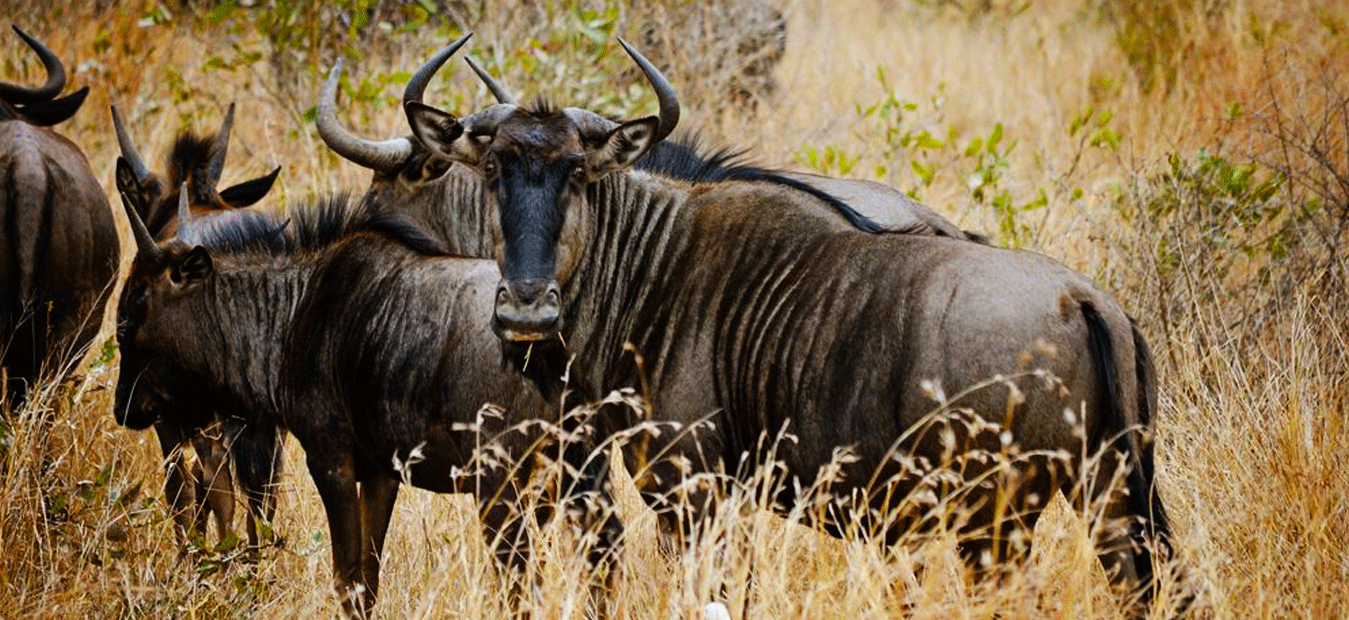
<box><xmin>2</xmin><ymin>0</ymin><xmax>1347</xmax><ymax>618</ymax></box>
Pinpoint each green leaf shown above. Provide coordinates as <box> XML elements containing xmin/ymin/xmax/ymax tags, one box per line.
<box><xmin>1069</xmin><ymin>107</ymin><xmax>1093</xmax><ymax>137</ymax></box>
<box><xmin>911</xmin><ymin>159</ymin><xmax>934</xmax><ymax>186</ymax></box>
<box><xmin>206</xmin><ymin>1</ymin><xmax>237</xmax><ymax>27</ymax></box>
<box><xmin>987</xmin><ymin>123</ymin><xmax>1004</xmax><ymax>153</ymax></box>
<box><xmin>1023</xmin><ymin>190</ymin><xmax>1049</xmax><ymax>211</ymax></box>
<box><xmin>964</xmin><ymin>137</ymin><xmax>983</xmax><ymax>158</ymax></box>
<box><xmin>914</xmin><ymin>131</ymin><xmax>944</xmax><ymax>150</ymax></box>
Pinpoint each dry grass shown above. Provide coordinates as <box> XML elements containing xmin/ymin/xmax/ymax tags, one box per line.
<box><xmin>2</xmin><ymin>0</ymin><xmax>1347</xmax><ymax>618</ymax></box>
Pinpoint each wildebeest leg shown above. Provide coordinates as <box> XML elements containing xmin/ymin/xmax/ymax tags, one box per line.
<box><xmin>233</xmin><ymin>421</ymin><xmax>284</xmax><ymax>547</ymax></box>
<box><xmin>478</xmin><ymin>466</ymin><xmax>535</xmax><ymax>615</ymax></box>
<box><xmin>154</xmin><ymin>422</ymin><xmax>201</xmax><ymax>544</ymax></box>
<box><xmin>1087</xmin><ymin>452</ymin><xmax>1144</xmax><ymax>593</ymax></box>
<box><xmin>554</xmin><ymin>444</ymin><xmax>624</xmax><ymax>619</ymax></box>
<box><xmin>192</xmin><ymin>432</ymin><xmax>236</xmax><ymax>544</ymax></box>
<box><xmin>356</xmin><ymin>474</ymin><xmax>400</xmax><ymax>602</ymax></box>
<box><xmin>308</xmin><ymin>450</ymin><xmax>369</xmax><ymax>618</ymax></box>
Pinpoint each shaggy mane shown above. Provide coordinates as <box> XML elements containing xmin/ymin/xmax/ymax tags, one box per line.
<box><xmin>165</xmin><ymin>132</ymin><xmax>220</xmax><ymax>189</ymax></box>
<box><xmin>634</xmin><ymin>135</ymin><xmax>886</xmax><ymax>233</ymax></box>
<box><xmin>193</xmin><ymin>194</ymin><xmax>449</xmax><ymax>258</ymax></box>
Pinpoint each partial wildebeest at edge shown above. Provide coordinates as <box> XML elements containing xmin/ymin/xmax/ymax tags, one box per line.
<box><xmin>404</xmin><ymin>38</ymin><xmax>1179</xmax><ymax>613</ymax></box>
<box><xmin>314</xmin><ymin>33</ymin><xmax>980</xmax><ymax>257</ymax></box>
<box><xmin>111</xmin><ymin>102</ymin><xmax>284</xmax><ymax>549</ymax></box>
<box><xmin>1</xmin><ymin>26</ymin><xmax>118</xmax><ymax>409</ymax></box>
<box><xmin>114</xmin><ymin>193</ymin><xmax>614</xmax><ymax>618</ymax></box>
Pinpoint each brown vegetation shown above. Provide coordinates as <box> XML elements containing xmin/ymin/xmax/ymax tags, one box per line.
<box><xmin>1</xmin><ymin>0</ymin><xmax>1345</xmax><ymax>618</ymax></box>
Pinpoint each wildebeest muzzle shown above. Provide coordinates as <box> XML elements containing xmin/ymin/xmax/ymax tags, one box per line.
<box><xmin>493</xmin><ymin>278</ymin><xmax>561</xmax><ymax>342</ymax></box>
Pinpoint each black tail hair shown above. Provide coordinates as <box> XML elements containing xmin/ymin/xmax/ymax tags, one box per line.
<box><xmin>1081</xmin><ymin>302</ymin><xmax>1174</xmax><ymax>607</ymax></box>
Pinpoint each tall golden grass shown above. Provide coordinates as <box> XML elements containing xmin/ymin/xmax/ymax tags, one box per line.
<box><xmin>2</xmin><ymin>0</ymin><xmax>1346</xmax><ymax>618</ymax></box>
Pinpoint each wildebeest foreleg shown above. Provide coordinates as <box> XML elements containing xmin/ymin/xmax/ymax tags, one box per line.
<box><xmin>308</xmin><ymin>450</ymin><xmax>369</xmax><ymax>618</ymax></box>
<box><xmin>477</xmin><ymin>466</ymin><xmax>535</xmax><ymax>612</ymax></box>
<box><xmin>233</xmin><ymin>421</ymin><xmax>285</xmax><ymax>547</ymax></box>
<box><xmin>357</xmin><ymin>474</ymin><xmax>400</xmax><ymax>602</ymax></box>
<box><xmin>155</xmin><ymin>423</ymin><xmax>202</xmax><ymax>545</ymax></box>
<box><xmin>192</xmin><ymin>432</ymin><xmax>236</xmax><ymax>544</ymax></box>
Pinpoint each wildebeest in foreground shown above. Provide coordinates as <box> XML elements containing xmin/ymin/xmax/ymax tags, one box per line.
<box><xmin>111</xmin><ymin>102</ymin><xmax>284</xmax><ymax>547</ymax></box>
<box><xmin>456</xmin><ymin>54</ymin><xmax>979</xmax><ymax>240</ymax></box>
<box><xmin>404</xmin><ymin>39</ymin><xmax>1176</xmax><ymax>611</ymax></box>
<box><xmin>314</xmin><ymin>34</ymin><xmax>978</xmax><ymax>255</ymax></box>
<box><xmin>1</xmin><ymin>26</ymin><xmax>118</xmax><ymax>408</ymax></box>
<box><xmin>114</xmin><ymin>194</ymin><xmax>606</xmax><ymax>617</ymax></box>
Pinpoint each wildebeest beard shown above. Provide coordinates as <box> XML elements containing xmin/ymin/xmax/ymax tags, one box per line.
<box><xmin>499</xmin><ymin>337</ymin><xmax>571</xmax><ymax>403</ymax></box>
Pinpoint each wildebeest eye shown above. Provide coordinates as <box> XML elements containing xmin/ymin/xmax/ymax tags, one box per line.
<box><xmin>481</xmin><ymin>160</ymin><xmax>498</xmax><ymax>176</ymax></box>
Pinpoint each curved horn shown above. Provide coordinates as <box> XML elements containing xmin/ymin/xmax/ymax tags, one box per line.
<box><xmin>464</xmin><ymin>56</ymin><xmax>515</xmax><ymax>104</ymax></box>
<box><xmin>206</xmin><ymin>103</ymin><xmax>235</xmax><ymax>189</ymax></box>
<box><xmin>175</xmin><ymin>183</ymin><xmax>194</xmax><ymax>242</ymax></box>
<box><xmin>402</xmin><ymin>32</ymin><xmax>473</xmax><ymax>106</ymax></box>
<box><xmin>111</xmin><ymin>104</ymin><xmax>152</xmax><ymax>181</ymax></box>
<box><xmin>615</xmin><ymin>37</ymin><xmax>680</xmax><ymax>142</ymax></box>
<box><xmin>119</xmin><ymin>191</ymin><xmax>161</xmax><ymax>260</ymax></box>
<box><xmin>110</xmin><ymin>104</ymin><xmax>150</xmax><ymax>180</ymax></box>
<box><xmin>0</xmin><ymin>26</ymin><xmax>66</xmax><ymax>104</ymax></box>
<box><xmin>316</xmin><ymin>58</ymin><xmax>413</xmax><ymax>172</ymax></box>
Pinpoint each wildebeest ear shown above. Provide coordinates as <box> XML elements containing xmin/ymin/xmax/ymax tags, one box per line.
<box><xmin>586</xmin><ymin>116</ymin><xmax>659</xmax><ymax>179</ymax></box>
<box><xmin>404</xmin><ymin>101</ymin><xmax>468</xmax><ymax>162</ymax></box>
<box><xmin>115</xmin><ymin>157</ymin><xmax>151</xmax><ymax>218</ymax></box>
<box><xmin>171</xmin><ymin>246</ymin><xmax>213</xmax><ymax>285</ymax></box>
<box><xmin>219</xmin><ymin>166</ymin><xmax>281</xmax><ymax>208</ymax></box>
<box><xmin>17</xmin><ymin>86</ymin><xmax>89</xmax><ymax>126</ymax></box>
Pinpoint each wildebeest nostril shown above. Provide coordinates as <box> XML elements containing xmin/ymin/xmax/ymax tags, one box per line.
<box><xmin>494</xmin><ymin>278</ymin><xmax>562</xmax><ymax>339</ymax></box>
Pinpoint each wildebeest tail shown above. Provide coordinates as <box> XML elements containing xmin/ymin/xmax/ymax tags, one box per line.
<box><xmin>1081</xmin><ymin>302</ymin><xmax>1173</xmax><ymax>595</ymax></box>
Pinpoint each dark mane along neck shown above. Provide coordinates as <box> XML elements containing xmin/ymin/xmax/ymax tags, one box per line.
<box><xmin>634</xmin><ymin>135</ymin><xmax>885</xmax><ymax>233</ymax></box>
<box><xmin>192</xmin><ymin>193</ymin><xmax>450</xmax><ymax>258</ymax></box>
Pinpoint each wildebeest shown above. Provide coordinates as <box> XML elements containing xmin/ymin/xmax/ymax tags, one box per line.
<box><xmin>314</xmin><ymin>34</ymin><xmax>978</xmax><ymax>254</ymax></box>
<box><xmin>1</xmin><ymin>25</ymin><xmax>118</xmax><ymax>409</ymax></box>
<box><xmin>403</xmin><ymin>38</ymin><xmax>1175</xmax><ymax>610</ymax></box>
<box><xmin>457</xmin><ymin>56</ymin><xmax>979</xmax><ymax>240</ymax></box>
<box><xmin>114</xmin><ymin>193</ymin><xmax>606</xmax><ymax>617</ymax></box>
<box><xmin>110</xmin><ymin>103</ymin><xmax>283</xmax><ymax>547</ymax></box>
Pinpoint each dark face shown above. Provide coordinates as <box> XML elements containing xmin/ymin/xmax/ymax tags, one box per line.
<box><xmin>407</xmin><ymin>103</ymin><xmax>660</xmax><ymax>343</ymax></box>
<box><xmin>113</xmin><ymin>244</ymin><xmax>217</xmax><ymax>430</ymax></box>
<box><xmin>482</xmin><ymin>116</ymin><xmax>589</xmax><ymax>341</ymax></box>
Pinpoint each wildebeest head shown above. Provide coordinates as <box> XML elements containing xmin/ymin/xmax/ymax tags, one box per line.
<box><xmin>112</xmin><ymin>102</ymin><xmax>280</xmax><ymax>239</ymax></box>
<box><xmin>113</xmin><ymin>178</ymin><xmax>223</xmax><ymax>430</ymax></box>
<box><xmin>404</xmin><ymin>38</ymin><xmax>679</xmax><ymax>341</ymax></box>
<box><xmin>0</xmin><ymin>26</ymin><xmax>90</xmax><ymax>126</ymax></box>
